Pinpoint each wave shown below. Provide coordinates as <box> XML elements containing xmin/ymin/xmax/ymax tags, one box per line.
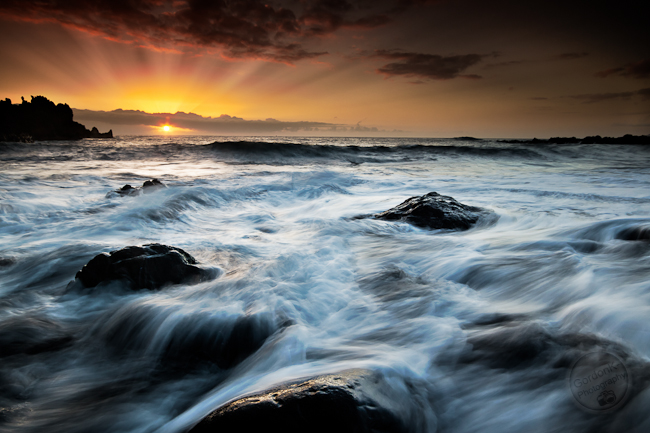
<box><xmin>563</xmin><ymin>218</ymin><xmax>650</xmax><ymax>243</ymax></box>
<box><xmin>204</xmin><ymin>140</ymin><xmax>545</xmax><ymax>163</ymax></box>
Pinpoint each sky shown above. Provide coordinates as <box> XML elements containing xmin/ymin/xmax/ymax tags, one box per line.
<box><xmin>0</xmin><ymin>0</ymin><xmax>648</xmax><ymax>138</ymax></box>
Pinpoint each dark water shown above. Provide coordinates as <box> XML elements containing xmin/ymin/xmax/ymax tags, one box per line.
<box><xmin>1</xmin><ymin>137</ymin><xmax>649</xmax><ymax>432</ymax></box>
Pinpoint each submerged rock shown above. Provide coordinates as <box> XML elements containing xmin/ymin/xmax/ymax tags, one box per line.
<box><xmin>74</xmin><ymin>244</ymin><xmax>212</xmax><ymax>290</ymax></box>
<box><xmin>0</xmin><ymin>317</ymin><xmax>73</xmax><ymax>358</ymax></box>
<box><xmin>0</xmin><ymin>257</ymin><xmax>15</xmax><ymax>267</ymax></box>
<box><xmin>616</xmin><ymin>225</ymin><xmax>650</xmax><ymax>242</ymax></box>
<box><xmin>190</xmin><ymin>369</ymin><xmax>427</xmax><ymax>433</ymax></box>
<box><xmin>106</xmin><ymin>178</ymin><xmax>167</xmax><ymax>198</ymax></box>
<box><xmin>162</xmin><ymin>314</ymin><xmax>289</xmax><ymax>370</ymax></box>
<box><xmin>458</xmin><ymin>319</ymin><xmax>650</xmax><ymax>380</ymax></box>
<box><xmin>374</xmin><ymin>191</ymin><xmax>490</xmax><ymax>230</ymax></box>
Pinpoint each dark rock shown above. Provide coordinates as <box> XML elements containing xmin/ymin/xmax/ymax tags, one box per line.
<box><xmin>458</xmin><ymin>321</ymin><xmax>650</xmax><ymax>378</ymax></box>
<box><xmin>616</xmin><ymin>225</ymin><xmax>650</xmax><ymax>242</ymax></box>
<box><xmin>0</xmin><ymin>96</ymin><xmax>112</xmax><ymax>141</ymax></box>
<box><xmin>453</xmin><ymin>136</ymin><xmax>481</xmax><ymax>141</ymax></box>
<box><xmin>106</xmin><ymin>179</ymin><xmax>167</xmax><ymax>198</ymax></box>
<box><xmin>461</xmin><ymin>322</ymin><xmax>553</xmax><ymax>370</ymax></box>
<box><xmin>0</xmin><ymin>257</ymin><xmax>15</xmax><ymax>267</ymax></box>
<box><xmin>373</xmin><ymin>192</ymin><xmax>491</xmax><ymax>230</ymax></box>
<box><xmin>114</xmin><ymin>184</ymin><xmax>139</xmax><ymax>197</ymax></box>
<box><xmin>88</xmin><ymin>126</ymin><xmax>113</xmax><ymax>138</ymax></box>
<box><xmin>162</xmin><ymin>314</ymin><xmax>286</xmax><ymax>370</ymax></box>
<box><xmin>74</xmin><ymin>243</ymin><xmax>212</xmax><ymax>290</ymax></box>
<box><xmin>142</xmin><ymin>178</ymin><xmax>166</xmax><ymax>193</ymax></box>
<box><xmin>189</xmin><ymin>369</ymin><xmax>423</xmax><ymax>433</ymax></box>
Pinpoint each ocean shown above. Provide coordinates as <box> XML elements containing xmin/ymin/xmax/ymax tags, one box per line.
<box><xmin>0</xmin><ymin>136</ymin><xmax>649</xmax><ymax>432</ymax></box>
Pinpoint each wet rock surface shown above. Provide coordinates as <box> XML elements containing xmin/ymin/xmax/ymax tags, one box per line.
<box><xmin>373</xmin><ymin>191</ymin><xmax>491</xmax><ymax>230</ymax></box>
<box><xmin>106</xmin><ymin>179</ymin><xmax>167</xmax><ymax>198</ymax></box>
<box><xmin>74</xmin><ymin>244</ymin><xmax>212</xmax><ymax>290</ymax></box>
<box><xmin>189</xmin><ymin>369</ymin><xmax>427</xmax><ymax>433</ymax></box>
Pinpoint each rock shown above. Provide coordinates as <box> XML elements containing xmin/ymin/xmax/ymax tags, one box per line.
<box><xmin>74</xmin><ymin>244</ymin><xmax>212</xmax><ymax>290</ymax></box>
<box><xmin>88</xmin><ymin>126</ymin><xmax>113</xmax><ymax>138</ymax></box>
<box><xmin>0</xmin><ymin>257</ymin><xmax>15</xmax><ymax>267</ymax></box>
<box><xmin>374</xmin><ymin>192</ymin><xmax>490</xmax><ymax>230</ymax></box>
<box><xmin>111</xmin><ymin>184</ymin><xmax>139</xmax><ymax>197</ymax></box>
<box><xmin>106</xmin><ymin>179</ymin><xmax>167</xmax><ymax>198</ymax></box>
<box><xmin>616</xmin><ymin>225</ymin><xmax>650</xmax><ymax>242</ymax></box>
<box><xmin>142</xmin><ymin>178</ymin><xmax>166</xmax><ymax>193</ymax></box>
<box><xmin>189</xmin><ymin>369</ymin><xmax>426</xmax><ymax>433</ymax></box>
<box><xmin>162</xmin><ymin>314</ymin><xmax>287</xmax><ymax>370</ymax></box>
<box><xmin>456</xmin><ymin>320</ymin><xmax>650</xmax><ymax>395</ymax></box>
<box><xmin>0</xmin><ymin>96</ymin><xmax>112</xmax><ymax>141</ymax></box>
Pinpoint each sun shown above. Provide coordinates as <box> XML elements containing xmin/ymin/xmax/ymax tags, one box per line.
<box><xmin>163</xmin><ymin>125</ymin><xmax>171</xmax><ymax>132</ymax></box>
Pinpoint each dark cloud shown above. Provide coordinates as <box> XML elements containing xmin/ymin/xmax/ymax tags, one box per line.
<box><xmin>567</xmin><ymin>88</ymin><xmax>650</xmax><ymax>104</ymax></box>
<box><xmin>483</xmin><ymin>60</ymin><xmax>526</xmax><ymax>69</ymax></box>
<box><xmin>374</xmin><ymin>50</ymin><xmax>485</xmax><ymax>80</ymax></box>
<box><xmin>553</xmin><ymin>52</ymin><xmax>589</xmax><ymax>60</ymax></box>
<box><xmin>73</xmin><ymin>108</ymin><xmax>340</xmax><ymax>133</ymax></box>
<box><xmin>0</xmin><ymin>0</ymin><xmax>432</xmax><ymax>63</ymax></box>
<box><xmin>596</xmin><ymin>58</ymin><xmax>650</xmax><ymax>79</ymax></box>
<box><xmin>300</xmin><ymin>0</ymin><xmax>388</xmax><ymax>35</ymax></box>
<box><xmin>638</xmin><ymin>88</ymin><xmax>650</xmax><ymax>100</ymax></box>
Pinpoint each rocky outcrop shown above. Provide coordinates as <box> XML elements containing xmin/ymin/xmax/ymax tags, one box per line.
<box><xmin>74</xmin><ymin>244</ymin><xmax>212</xmax><ymax>290</ymax></box>
<box><xmin>0</xmin><ymin>96</ymin><xmax>113</xmax><ymax>142</ymax></box>
<box><xmin>189</xmin><ymin>369</ymin><xmax>427</xmax><ymax>433</ymax></box>
<box><xmin>88</xmin><ymin>126</ymin><xmax>113</xmax><ymax>138</ymax></box>
<box><xmin>106</xmin><ymin>179</ymin><xmax>167</xmax><ymax>198</ymax></box>
<box><xmin>373</xmin><ymin>192</ymin><xmax>491</xmax><ymax>230</ymax></box>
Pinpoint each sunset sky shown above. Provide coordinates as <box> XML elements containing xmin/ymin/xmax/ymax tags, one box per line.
<box><xmin>0</xmin><ymin>0</ymin><xmax>648</xmax><ymax>137</ymax></box>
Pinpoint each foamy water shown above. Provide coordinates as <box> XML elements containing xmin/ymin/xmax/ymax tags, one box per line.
<box><xmin>1</xmin><ymin>137</ymin><xmax>649</xmax><ymax>432</ymax></box>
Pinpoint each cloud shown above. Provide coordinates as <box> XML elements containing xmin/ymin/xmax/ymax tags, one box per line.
<box><xmin>0</xmin><ymin>0</ymin><xmax>433</xmax><ymax>63</ymax></box>
<box><xmin>553</xmin><ymin>52</ymin><xmax>589</xmax><ymax>60</ymax></box>
<box><xmin>566</xmin><ymin>88</ymin><xmax>650</xmax><ymax>104</ymax></box>
<box><xmin>596</xmin><ymin>58</ymin><xmax>650</xmax><ymax>79</ymax></box>
<box><xmin>301</xmin><ymin>0</ymin><xmax>389</xmax><ymax>35</ymax></box>
<box><xmin>73</xmin><ymin>108</ymin><xmax>341</xmax><ymax>134</ymax></box>
<box><xmin>638</xmin><ymin>87</ymin><xmax>650</xmax><ymax>100</ymax></box>
<box><xmin>374</xmin><ymin>50</ymin><xmax>485</xmax><ymax>80</ymax></box>
<box><xmin>483</xmin><ymin>60</ymin><xmax>526</xmax><ymax>69</ymax></box>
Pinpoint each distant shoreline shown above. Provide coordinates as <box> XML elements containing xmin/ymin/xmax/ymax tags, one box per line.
<box><xmin>0</xmin><ymin>96</ymin><xmax>112</xmax><ymax>142</ymax></box>
<box><xmin>496</xmin><ymin>134</ymin><xmax>649</xmax><ymax>145</ymax></box>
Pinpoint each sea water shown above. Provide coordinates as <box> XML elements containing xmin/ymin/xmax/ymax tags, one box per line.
<box><xmin>0</xmin><ymin>137</ymin><xmax>649</xmax><ymax>432</ymax></box>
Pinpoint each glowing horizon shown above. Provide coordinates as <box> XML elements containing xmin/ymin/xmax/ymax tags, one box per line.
<box><xmin>0</xmin><ymin>1</ymin><xmax>648</xmax><ymax>137</ymax></box>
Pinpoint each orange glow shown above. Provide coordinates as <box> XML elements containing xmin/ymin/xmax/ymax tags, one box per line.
<box><xmin>151</xmin><ymin>124</ymin><xmax>194</xmax><ymax>135</ymax></box>
<box><xmin>1</xmin><ymin>15</ymin><xmax>647</xmax><ymax>138</ymax></box>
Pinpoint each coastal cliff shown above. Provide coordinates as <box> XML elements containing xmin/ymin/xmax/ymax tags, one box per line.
<box><xmin>0</xmin><ymin>96</ymin><xmax>112</xmax><ymax>142</ymax></box>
